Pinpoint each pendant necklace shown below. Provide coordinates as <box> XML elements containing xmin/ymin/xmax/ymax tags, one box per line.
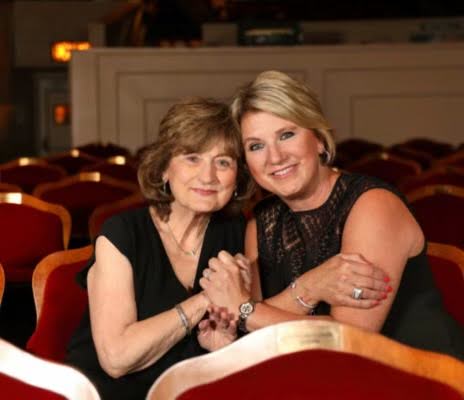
<box><xmin>166</xmin><ymin>219</ymin><xmax>209</xmax><ymax>257</ymax></box>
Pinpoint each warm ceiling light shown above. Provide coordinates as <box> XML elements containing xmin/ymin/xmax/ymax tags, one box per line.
<box><xmin>51</xmin><ymin>41</ymin><xmax>91</xmax><ymax>63</ymax></box>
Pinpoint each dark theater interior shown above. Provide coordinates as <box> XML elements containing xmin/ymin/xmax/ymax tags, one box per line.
<box><xmin>0</xmin><ymin>1</ymin><xmax>463</xmax><ymax>399</ymax></box>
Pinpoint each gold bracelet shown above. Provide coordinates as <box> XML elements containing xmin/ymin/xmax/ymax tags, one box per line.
<box><xmin>175</xmin><ymin>304</ymin><xmax>191</xmax><ymax>335</ymax></box>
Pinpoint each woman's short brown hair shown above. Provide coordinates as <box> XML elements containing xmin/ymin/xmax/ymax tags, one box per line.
<box><xmin>138</xmin><ymin>97</ymin><xmax>255</xmax><ymax>220</ymax></box>
<box><xmin>230</xmin><ymin>70</ymin><xmax>336</xmax><ymax>165</ymax></box>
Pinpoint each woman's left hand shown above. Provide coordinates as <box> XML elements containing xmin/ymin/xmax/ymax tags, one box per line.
<box><xmin>199</xmin><ymin>251</ymin><xmax>251</xmax><ymax>317</ymax></box>
<box><xmin>197</xmin><ymin>306</ymin><xmax>237</xmax><ymax>351</ymax></box>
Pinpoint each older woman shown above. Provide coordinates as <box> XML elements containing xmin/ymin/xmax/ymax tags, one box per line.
<box><xmin>200</xmin><ymin>71</ymin><xmax>464</xmax><ymax>360</ymax></box>
<box><xmin>66</xmin><ymin>97</ymin><xmax>253</xmax><ymax>400</ymax></box>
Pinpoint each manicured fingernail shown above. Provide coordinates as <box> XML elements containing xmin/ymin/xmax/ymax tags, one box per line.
<box><xmin>382</xmin><ymin>293</ymin><xmax>387</xmax><ymax>299</ymax></box>
<box><xmin>387</xmin><ymin>286</ymin><xmax>393</xmax><ymax>292</ymax></box>
<box><xmin>384</xmin><ymin>276</ymin><xmax>390</xmax><ymax>283</ymax></box>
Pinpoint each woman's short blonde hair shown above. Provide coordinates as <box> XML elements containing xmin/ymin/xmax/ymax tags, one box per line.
<box><xmin>138</xmin><ymin>97</ymin><xmax>254</xmax><ymax>220</ymax></box>
<box><xmin>230</xmin><ymin>70</ymin><xmax>335</xmax><ymax>164</ymax></box>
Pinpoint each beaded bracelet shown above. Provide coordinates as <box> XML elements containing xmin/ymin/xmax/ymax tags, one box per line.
<box><xmin>290</xmin><ymin>280</ymin><xmax>318</xmax><ymax>315</ymax></box>
<box><xmin>175</xmin><ymin>304</ymin><xmax>191</xmax><ymax>336</ymax></box>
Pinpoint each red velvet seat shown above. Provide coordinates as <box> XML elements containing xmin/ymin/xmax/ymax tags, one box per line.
<box><xmin>0</xmin><ymin>262</ymin><xmax>5</xmax><ymax>305</ymax></box>
<box><xmin>389</xmin><ymin>144</ymin><xmax>434</xmax><ymax>170</ymax></box>
<box><xmin>346</xmin><ymin>151</ymin><xmax>421</xmax><ymax>186</ymax></box>
<box><xmin>0</xmin><ymin>193</ymin><xmax>71</xmax><ymax>283</ymax></box>
<box><xmin>46</xmin><ymin>150</ymin><xmax>101</xmax><ymax>175</ymax></box>
<box><xmin>336</xmin><ymin>138</ymin><xmax>384</xmax><ymax>166</ymax></box>
<box><xmin>27</xmin><ymin>246</ymin><xmax>92</xmax><ymax>362</ymax></box>
<box><xmin>33</xmin><ymin>172</ymin><xmax>139</xmax><ymax>244</ymax></box>
<box><xmin>0</xmin><ymin>338</ymin><xmax>100</xmax><ymax>400</ymax></box>
<box><xmin>76</xmin><ymin>142</ymin><xmax>131</xmax><ymax>158</ymax></box>
<box><xmin>0</xmin><ymin>157</ymin><xmax>67</xmax><ymax>193</ymax></box>
<box><xmin>0</xmin><ymin>182</ymin><xmax>22</xmax><ymax>192</ymax></box>
<box><xmin>400</xmin><ymin>138</ymin><xmax>456</xmax><ymax>159</ymax></box>
<box><xmin>407</xmin><ymin>185</ymin><xmax>464</xmax><ymax>249</ymax></box>
<box><xmin>435</xmin><ymin>149</ymin><xmax>464</xmax><ymax>169</ymax></box>
<box><xmin>179</xmin><ymin>350</ymin><xmax>463</xmax><ymax>400</ymax></box>
<box><xmin>88</xmin><ymin>192</ymin><xmax>146</xmax><ymax>240</ymax></box>
<box><xmin>398</xmin><ymin>165</ymin><xmax>464</xmax><ymax>193</ymax></box>
<box><xmin>148</xmin><ymin>320</ymin><xmax>464</xmax><ymax>400</ymax></box>
<box><xmin>427</xmin><ymin>242</ymin><xmax>464</xmax><ymax>327</ymax></box>
<box><xmin>80</xmin><ymin>155</ymin><xmax>138</xmax><ymax>183</ymax></box>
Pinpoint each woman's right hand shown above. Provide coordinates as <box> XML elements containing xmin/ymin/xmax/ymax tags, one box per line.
<box><xmin>299</xmin><ymin>253</ymin><xmax>392</xmax><ymax>309</ymax></box>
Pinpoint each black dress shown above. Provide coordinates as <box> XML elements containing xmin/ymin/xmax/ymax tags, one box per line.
<box><xmin>66</xmin><ymin>207</ymin><xmax>245</xmax><ymax>400</ymax></box>
<box><xmin>255</xmin><ymin>172</ymin><xmax>464</xmax><ymax>360</ymax></box>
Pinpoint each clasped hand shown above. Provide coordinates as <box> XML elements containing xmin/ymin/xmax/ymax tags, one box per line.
<box><xmin>199</xmin><ymin>250</ymin><xmax>252</xmax><ymax>316</ymax></box>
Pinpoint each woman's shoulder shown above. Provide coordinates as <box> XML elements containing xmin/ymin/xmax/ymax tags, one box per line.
<box><xmin>101</xmin><ymin>206</ymin><xmax>150</xmax><ymax>232</ymax></box>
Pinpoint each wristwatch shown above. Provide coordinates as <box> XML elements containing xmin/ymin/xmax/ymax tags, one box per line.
<box><xmin>238</xmin><ymin>300</ymin><xmax>256</xmax><ymax>333</ymax></box>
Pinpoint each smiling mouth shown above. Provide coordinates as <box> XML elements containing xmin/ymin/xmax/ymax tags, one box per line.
<box><xmin>192</xmin><ymin>188</ymin><xmax>217</xmax><ymax>195</ymax></box>
<box><xmin>271</xmin><ymin>165</ymin><xmax>295</xmax><ymax>177</ymax></box>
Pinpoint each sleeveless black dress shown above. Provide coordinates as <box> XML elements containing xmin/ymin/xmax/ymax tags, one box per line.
<box><xmin>66</xmin><ymin>207</ymin><xmax>245</xmax><ymax>400</ymax></box>
<box><xmin>255</xmin><ymin>172</ymin><xmax>464</xmax><ymax>360</ymax></box>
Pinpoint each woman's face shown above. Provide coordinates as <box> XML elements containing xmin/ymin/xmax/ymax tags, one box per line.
<box><xmin>241</xmin><ymin>111</ymin><xmax>324</xmax><ymax>202</ymax></box>
<box><xmin>163</xmin><ymin>141</ymin><xmax>237</xmax><ymax>215</ymax></box>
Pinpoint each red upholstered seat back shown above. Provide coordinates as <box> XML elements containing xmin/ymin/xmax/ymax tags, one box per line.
<box><xmin>47</xmin><ymin>153</ymin><xmax>100</xmax><ymax>175</ymax></box>
<box><xmin>0</xmin><ymin>165</ymin><xmax>66</xmax><ymax>193</ymax></box>
<box><xmin>428</xmin><ymin>254</ymin><xmax>464</xmax><ymax>327</ymax></box>
<box><xmin>37</xmin><ymin>180</ymin><xmax>136</xmax><ymax>238</ymax></box>
<box><xmin>0</xmin><ymin>204</ymin><xmax>64</xmax><ymax>282</ymax></box>
<box><xmin>27</xmin><ymin>260</ymin><xmax>88</xmax><ymax>362</ymax></box>
<box><xmin>347</xmin><ymin>154</ymin><xmax>421</xmax><ymax>186</ymax></box>
<box><xmin>178</xmin><ymin>350</ymin><xmax>462</xmax><ymax>400</ymax></box>
<box><xmin>0</xmin><ymin>373</ymin><xmax>66</xmax><ymax>400</ymax></box>
<box><xmin>81</xmin><ymin>161</ymin><xmax>138</xmax><ymax>183</ymax></box>
<box><xmin>411</xmin><ymin>194</ymin><xmax>464</xmax><ymax>249</ymax></box>
<box><xmin>88</xmin><ymin>193</ymin><xmax>146</xmax><ymax>239</ymax></box>
<box><xmin>399</xmin><ymin>167</ymin><xmax>464</xmax><ymax>193</ymax></box>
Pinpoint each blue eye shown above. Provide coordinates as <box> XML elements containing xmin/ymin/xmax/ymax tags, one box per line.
<box><xmin>248</xmin><ymin>143</ymin><xmax>264</xmax><ymax>152</ymax></box>
<box><xmin>280</xmin><ymin>131</ymin><xmax>295</xmax><ymax>140</ymax></box>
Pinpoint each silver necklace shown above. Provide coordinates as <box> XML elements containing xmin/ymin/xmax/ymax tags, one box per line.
<box><xmin>165</xmin><ymin>219</ymin><xmax>209</xmax><ymax>257</ymax></box>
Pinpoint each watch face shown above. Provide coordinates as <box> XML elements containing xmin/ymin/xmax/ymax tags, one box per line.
<box><xmin>239</xmin><ymin>302</ymin><xmax>254</xmax><ymax>315</ymax></box>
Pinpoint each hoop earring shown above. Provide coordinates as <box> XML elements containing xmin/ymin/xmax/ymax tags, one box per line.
<box><xmin>319</xmin><ymin>149</ymin><xmax>330</xmax><ymax>165</ymax></box>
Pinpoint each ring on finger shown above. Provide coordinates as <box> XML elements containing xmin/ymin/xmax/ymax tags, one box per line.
<box><xmin>352</xmin><ymin>287</ymin><xmax>363</xmax><ymax>300</ymax></box>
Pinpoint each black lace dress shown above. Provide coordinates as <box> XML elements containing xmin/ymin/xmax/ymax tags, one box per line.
<box><xmin>255</xmin><ymin>172</ymin><xmax>464</xmax><ymax>359</ymax></box>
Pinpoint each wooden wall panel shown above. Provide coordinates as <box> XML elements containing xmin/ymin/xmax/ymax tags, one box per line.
<box><xmin>71</xmin><ymin>44</ymin><xmax>464</xmax><ymax>153</ymax></box>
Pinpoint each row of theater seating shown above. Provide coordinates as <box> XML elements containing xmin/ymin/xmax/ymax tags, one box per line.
<box><xmin>0</xmin><ymin>241</ymin><xmax>463</xmax><ymax>399</ymax></box>
<box><xmin>335</xmin><ymin>138</ymin><xmax>464</xmax><ymax>187</ymax></box>
<box><xmin>0</xmin><ymin>191</ymin><xmax>145</xmax><ymax>284</ymax></box>
<box><xmin>0</xmin><ymin>140</ymin><xmax>463</xmax><ymax>399</ymax></box>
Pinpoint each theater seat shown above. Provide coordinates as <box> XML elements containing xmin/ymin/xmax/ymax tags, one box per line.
<box><xmin>0</xmin><ymin>182</ymin><xmax>22</xmax><ymax>192</ymax></box>
<box><xmin>0</xmin><ymin>338</ymin><xmax>100</xmax><ymax>400</ymax></box>
<box><xmin>33</xmin><ymin>172</ymin><xmax>139</xmax><ymax>246</ymax></box>
<box><xmin>148</xmin><ymin>320</ymin><xmax>464</xmax><ymax>400</ymax></box>
<box><xmin>407</xmin><ymin>184</ymin><xmax>464</xmax><ymax>249</ymax></box>
<box><xmin>398</xmin><ymin>165</ymin><xmax>464</xmax><ymax>193</ymax></box>
<box><xmin>88</xmin><ymin>192</ymin><xmax>146</xmax><ymax>240</ymax></box>
<box><xmin>0</xmin><ymin>263</ymin><xmax>5</xmax><ymax>305</ymax></box>
<box><xmin>46</xmin><ymin>150</ymin><xmax>100</xmax><ymax>175</ymax></box>
<box><xmin>27</xmin><ymin>246</ymin><xmax>92</xmax><ymax>362</ymax></box>
<box><xmin>80</xmin><ymin>156</ymin><xmax>138</xmax><ymax>183</ymax></box>
<box><xmin>346</xmin><ymin>151</ymin><xmax>421</xmax><ymax>187</ymax></box>
<box><xmin>427</xmin><ymin>242</ymin><xmax>464</xmax><ymax>327</ymax></box>
<box><xmin>0</xmin><ymin>157</ymin><xmax>67</xmax><ymax>194</ymax></box>
<box><xmin>0</xmin><ymin>192</ymin><xmax>71</xmax><ymax>283</ymax></box>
